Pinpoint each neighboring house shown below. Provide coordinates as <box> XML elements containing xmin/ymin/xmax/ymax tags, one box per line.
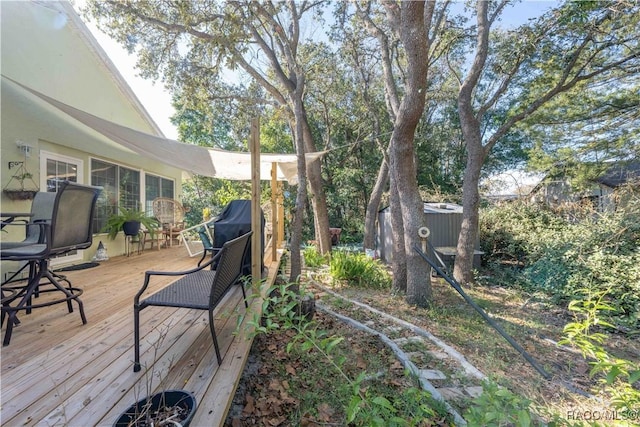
<box><xmin>530</xmin><ymin>161</ymin><xmax>639</xmax><ymax>211</ymax></box>
<box><xmin>1</xmin><ymin>1</ymin><xmax>184</xmax><ymax>266</ymax></box>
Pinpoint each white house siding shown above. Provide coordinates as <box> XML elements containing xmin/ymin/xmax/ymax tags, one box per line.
<box><xmin>1</xmin><ymin>1</ymin><xmax>183</xmax><ymax>262</ymax></box>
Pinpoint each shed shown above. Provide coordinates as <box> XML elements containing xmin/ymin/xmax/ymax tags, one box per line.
<box><xmin>377</xmin><ymin>202</ymin><xmax>482</xmax><ymax>269</ymax></box>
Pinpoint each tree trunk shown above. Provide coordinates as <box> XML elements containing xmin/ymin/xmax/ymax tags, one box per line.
<box><xmin>453</xmin><ymin>141</ymin><xmax>484</xmax><ymax>285</ymax></box>
<box><xmin>388</xmin><ymin>172</ymin><xmax>407</xmax><ymax>292</ymax></box>
<box><xmin>387</xmin><ymin>0</ymin><xmax>432</xmax><ymax>306</ymax></box>
<box><xmin>301</xmin><ymin>108</ymin><xmax>332</xmax><ymax>254</ymax></box>
<box><xmin>363</xmin><ymin>157</ymin><xmax>389</xmax><ymax>252</ymax></box>
<box><xmin>288</xmin><ymin>92</ymin><xmax>309</xmax><ymax>282</ymax></box>
<box><xmin>454</xmin><ymin>0</ymin><xmax>489</xmax><ymax>285</ymax></box>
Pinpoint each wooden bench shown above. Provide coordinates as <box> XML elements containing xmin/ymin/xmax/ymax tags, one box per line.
<box><xmin>133</xmin><ymin>231</ymin><xmax>252</xmax><ymax>372</ymax></box>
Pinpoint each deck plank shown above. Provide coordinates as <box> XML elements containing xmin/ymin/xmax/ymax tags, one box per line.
<box><xmin>1</xmin><ymin>244</ymin><xmax>282</xmax><ymax>426</ymax></box>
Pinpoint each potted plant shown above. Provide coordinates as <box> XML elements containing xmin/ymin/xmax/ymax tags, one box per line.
<box><xmin>113</xmin><ymin>389</ymin><xmax>197</xmax><ymax>427</ymax></box>
<box><xmin>114</xmin><ymin>325</ymin><xmax>197</xmax><ymax>427</ymax></box>
<box><xmin>104</xmin><ymin>207</ymin><xmax>160</xmax><ymax>240</ymax></box>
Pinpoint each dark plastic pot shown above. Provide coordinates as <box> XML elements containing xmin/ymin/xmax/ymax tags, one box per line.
<box><xmin>113</xmin><ymin>389</ymin><xmax>197</xmax><ymax>427</ymax></box>
<box><xmin>122</xmin><ymin>221</ymin><xmax>141</xmax><ymax>237</ymax></box>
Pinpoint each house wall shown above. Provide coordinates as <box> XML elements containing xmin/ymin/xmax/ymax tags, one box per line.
<box><xmin>1</xmin><ymin>2</ymin><xmax>183</xmax><ymax>263</ymax></box>
<box><xmin>532</xmin><ymin>180</ymin><xmax>616</xmax><ymax>212</ymax></box>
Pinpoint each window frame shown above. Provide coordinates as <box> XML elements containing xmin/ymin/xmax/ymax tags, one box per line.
<box><xmin>90</xmin><ymin>157</ymin><xmax>175</xmax><ymax>235</ymax></box>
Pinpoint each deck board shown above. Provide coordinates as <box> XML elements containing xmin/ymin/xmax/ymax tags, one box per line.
<box><xmin>1</xmin><ymin>244</ymin><xmax>281</xmax><ymax>426</ymax></box>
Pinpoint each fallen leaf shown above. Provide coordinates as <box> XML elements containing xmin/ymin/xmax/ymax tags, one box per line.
<box><xmin>317</xmin><ymin>402</ymin><xmax>334</xmax><ymax>422</ymax></box>
<box><xmin>267</xmin><ymin>415</ymin><xmax>286</xmax><ymax>426</ymax></box>
<box><xmin>243</xmin><ymin>394</ymin><xmax>255</xmax><ymax>415</ymax></box>
<box><xmin>285</xmin><ymin>363</ymin><xmax>296</xmax><ymax>375</ymax></box>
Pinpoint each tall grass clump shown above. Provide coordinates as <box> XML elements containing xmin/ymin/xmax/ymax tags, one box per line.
<box><xmin>302</xmin><ymin>245</ymin><xmax>330</xmax><ymax>268</ymax></box>
<box><xmin>330</xmin><ymin>251</ymin><xmax>391</xmax><ymax>289</ymax></box>
<box><xmin>480</xmin><ymin>190</ymin><xmax>640</xmax><ymax>329</ymax></box>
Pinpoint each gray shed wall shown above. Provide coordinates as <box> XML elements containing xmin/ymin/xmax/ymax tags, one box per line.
<box><xmin>376</xmin><ymin>203</ymin><xmax>480</xmax><ymax>264</ymax></box>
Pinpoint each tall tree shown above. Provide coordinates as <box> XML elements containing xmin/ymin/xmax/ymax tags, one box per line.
<box><xmin>453</xmin><ymin>0</ymin><xmax>640</xmax><ymax>284</ymax></box>
<box><xmin>331</xmin><ymin>2</ymin><xmax>392</xmax><ymax>257</ymax></box>
<box><xmin>85</xmin><ymin>0</ymin><xmax>334</xmax><ymax>281</ymax></box>
<box><xmin>352</xmin><ymin>0</ymin><xmax>451</xmax><ymax>304</ymax></box>
<box><xmin>353</xmin><ymin>0</ymin><xmax>408</xmax><ymax>292</ymax></box>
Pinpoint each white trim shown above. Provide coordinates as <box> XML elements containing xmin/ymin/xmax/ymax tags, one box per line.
<box><xmin>40</xmin><ymin>150</ymin><xmax>85</xmax><ymax>265</ymax></box>
<box><xmin>40</xmin><ymin>150</ymin><xmax>85</xmax><ymax>188</ymax></box>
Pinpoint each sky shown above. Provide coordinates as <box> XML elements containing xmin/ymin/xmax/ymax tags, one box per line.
<box><xmin>72</xmin><ymin>1</ymin><xmax>559</xmax><ymax>143</ymax></box>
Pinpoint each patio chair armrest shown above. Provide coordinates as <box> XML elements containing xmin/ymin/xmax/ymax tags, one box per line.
<box><xmin>134</xmin><ymin>250</ymin><xmax>224</xmax><ymax>303</ymax></box>
<box><xmin>0</xmin><ymin>221</ymin><xmax>50</xmax><ymax>240</ymax></box>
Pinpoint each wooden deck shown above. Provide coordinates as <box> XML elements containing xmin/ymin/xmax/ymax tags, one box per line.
<box><xmin>1</xmin><ymin>244</ymin><xmax>282</xmax><ymax>426</ymax></box>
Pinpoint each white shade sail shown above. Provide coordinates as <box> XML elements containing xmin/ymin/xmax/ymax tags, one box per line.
<box><xmin>4</xmin><ymin>76</ymin><xmax>324</xmax><ymax>184</ymax></box>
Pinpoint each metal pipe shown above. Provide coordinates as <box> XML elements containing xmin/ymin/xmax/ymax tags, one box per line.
<box><xmin>413</xmin><ymin>243</ymin><xmax>552</xmax><ymax>380</ymax></box>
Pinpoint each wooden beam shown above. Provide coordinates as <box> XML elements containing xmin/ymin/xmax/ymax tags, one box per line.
<box><xmin>271</xmin><ymin>162</ymin><xmax>278</xmax><ymax>261</ymax></box>
<box><xmin>250</xmin><ymin>118</ymin><xmax>261</xmax><ymax>285</ymax></box>
<box><xmin>277</xmin><ymin>181</ymin><xmax>285</xmax><ymax>245</ymax></box>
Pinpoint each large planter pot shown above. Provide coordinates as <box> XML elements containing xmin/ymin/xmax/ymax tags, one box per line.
<box><xmin>113</xmin><ymin>389</ymin><xmax>197</xmax><ymax>427</ymax></box>
<box><xmin>122</xmin><ymin>220</ymin><xmax>141</xmax><ymax>237</ymax></box>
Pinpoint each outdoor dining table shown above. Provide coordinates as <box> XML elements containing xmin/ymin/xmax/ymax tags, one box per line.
<box><xmin>0</xmin><ymin>212</ymin><xmax>32</xmax><ymax>230</ymax></box>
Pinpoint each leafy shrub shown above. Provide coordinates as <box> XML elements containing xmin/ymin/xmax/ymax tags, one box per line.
<box><xmin>348</xmin><ymin>384</ymin><xmax>445</xmax><ymax>426</ymax></box>
<box><xmin>480</xmin><ymin>196</ymin><xmax>640</xmax><ymax>328</ymax></box>
<box><xmin>250</xmin><ymin>281</ymin><xmax>451</xmax><ymax>426</ymax></box>
<box><xmin>560</xmin><ymin>289</ymin><xmax>640</xmax><ymax>414</ymax></box>
<box><xmin>302</xmin><ymin>245</ymin><xmax>330</xmax><ymax>268</ymax></box>
<box><xmin>464</xmin><ymin>380</ymin><xmax>534</xmax><ymax>426</ymax></box>
<box><xmin>329</xmin><ymin>251</ymin><xmax>391</xmax><ymax>289</ymax></box>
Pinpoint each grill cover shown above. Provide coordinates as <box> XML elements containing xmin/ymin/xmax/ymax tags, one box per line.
<box><xmin>211</xmin><ymin>200</ymin><xmax>264</xmax><ymax>275</ymax></box>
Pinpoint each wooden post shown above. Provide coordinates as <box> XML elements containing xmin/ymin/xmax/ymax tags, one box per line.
<box><xmin>250</xmin><ymin>118</ymin><xmax>261</xmax><ymax>285</ymax></box>
<box><xmin>271</xmin><ymin>162</ymin><xmax>278</xmax><ymax>262</ymax></box>
<box><xmin>277</xmin><ymin>181</ymin><xmax>285</xmax><ymax>245</ymax></box>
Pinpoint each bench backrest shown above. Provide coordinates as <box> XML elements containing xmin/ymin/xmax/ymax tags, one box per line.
<box><xmin>209</xmin><ymin>231</ymin><xmax>252</xmax><ymax>308</ymax></box>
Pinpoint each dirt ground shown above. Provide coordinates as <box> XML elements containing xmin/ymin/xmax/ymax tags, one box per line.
<box><xmin>225</xmin><ymin>269</ymin><xmax>639</xmax><ymax>426</ymax></box>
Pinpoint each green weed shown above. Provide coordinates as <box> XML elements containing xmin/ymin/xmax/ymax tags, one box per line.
<box><xmin>330</xmin><ymin>251</ymin><xmax>392</xmax><ymax>289</ymax></box>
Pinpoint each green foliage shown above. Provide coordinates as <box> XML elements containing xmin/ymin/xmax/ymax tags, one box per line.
<box><xmin>102</xmin><ymin>207</ymin><xmax>160</xmax><ymax>240</ymax></box>
<box><xmin>464</xmin><ymin>380</ymin><xmax>535</xmax><ymax>427</ymax></box>
<box><xmin>249</xmin><ymin>281</ymin><xmax>448</xmax><ymax>426</ymax></box>
<box><xmin>329</xmin><ymin>251</ymin><xmax>392</xmax><ymax>289</ymax></box>
<box><xmin>181</xmin><ymin>176</ymin><xmax>254</xmax><ymax>225</ymax></box>
<box><xmin>480</xmin><ymin>197</ymin><xmax>640</xmax><ymax>328</ymax></box>
<box><xmin>347</xmin><ymin>383</ymin><xmax>442</xmax><ymax>427</ymax></box>
<box><xmin>560</xmin><ymin>289</ymin><xmax>640</xmax><ymax>414</ymax></box>
<box><xmin>302</xmin><ymin>245</ymin><xmax>330</xmax><ymax>268</ymax></box>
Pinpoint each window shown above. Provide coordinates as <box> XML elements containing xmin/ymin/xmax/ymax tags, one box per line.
<box><xmin>45</xmin><ymin>158</ymin><xmax>78</xmax><ymax>191</ymax></box>
<box><xmin>119</xmin><ymin>166</ymin><xmax>141</xmax><ymax>209</ymax></box>
<box><xmin>91</xmin><ymin>159</ymin><xmax>117</xmax><ymax>234</ymax></box>
<box><xmin>91</xmin><ymin>159</ymin><xmax>141</xmax><ymax>234</ymax></box>
<box><xmin>90</xmin><ymin>160</ymin><xmax>175</xmax><ymax>233</ymax></box>
<box><xmin>145</xmin><ymin>174</ymin><xmax>175</xmax><ymax>213</ymax></box>
<box><xmin>40</xmin><ymin>151</ymin><xmax>85</xmax><ymax>264</ymax></box>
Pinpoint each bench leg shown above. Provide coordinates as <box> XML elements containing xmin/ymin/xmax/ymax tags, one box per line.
<box><xmin>208</xmin><ymin>310</ymin><xmax>222</xmax><ymax>365</ymax></box>
<box><xmin>133</xmin><ymin>305</ymin><xmax>142</xmax><ymax>372</ymax></box>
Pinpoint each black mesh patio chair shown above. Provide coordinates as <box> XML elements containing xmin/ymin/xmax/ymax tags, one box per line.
<box><xmin>133</xmin><ymin>231</ymin><xmax>252</xmax><ymax>372</ymax></box>
<box><xmin>0</xmin><ymin>181</ymin><xmax>101</xmax><ymax>346</ymax></box>
<box><xmin>1</xmin><ymin>191</ymin><xmax>56</xmax><ymax>319</ymax></box>
<box><xmin>1</xmin><ymin>191</ymin><xmax>55</xmax><ymax>250</ymax></box>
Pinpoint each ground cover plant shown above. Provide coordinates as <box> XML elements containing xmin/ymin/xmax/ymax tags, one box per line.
<box><xmin>227</xmin><ymin>196</ymin><xmax>639</xmax><ymax>426</ymax></box>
